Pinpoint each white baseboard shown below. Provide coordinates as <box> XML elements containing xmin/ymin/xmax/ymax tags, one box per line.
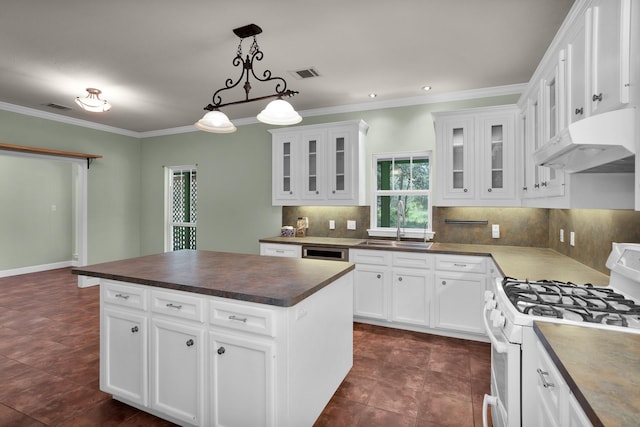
<box><xmin>0</xmin><ymin>260</ymin><xmax>74</xmax><ymax>278</ymax></box>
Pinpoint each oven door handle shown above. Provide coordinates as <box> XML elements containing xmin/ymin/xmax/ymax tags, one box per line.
<box><xmin>483</xmin><ymin>305</ymin><xmax>507</xmax><ymax>353</ymax></box>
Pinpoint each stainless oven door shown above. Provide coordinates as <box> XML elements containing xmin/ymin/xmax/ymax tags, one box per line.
<box><xmin>482</xmin><ymin>297</ymin><xmax>521</xmax><ymax>427</ymax></box>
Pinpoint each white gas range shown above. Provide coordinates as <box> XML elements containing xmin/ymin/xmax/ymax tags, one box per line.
<box><xmin>481</xmin><ymin>242</ymin><xmax>640</xmax><ymax>427</ymax></box>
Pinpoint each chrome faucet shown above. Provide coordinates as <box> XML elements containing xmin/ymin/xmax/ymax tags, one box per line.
<box><xmin>396</xmin><ymin>198</ymin><xmax>405</xmax><ymax>241</ymax></box>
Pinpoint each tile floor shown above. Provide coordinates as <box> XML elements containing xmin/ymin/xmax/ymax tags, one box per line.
<box><xmin>0</xmin><ymin>268</ymin><xmax>491</xmax><ymax>426</ymax></box>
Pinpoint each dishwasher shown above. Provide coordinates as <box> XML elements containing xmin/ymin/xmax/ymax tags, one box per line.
<box><xmin>302</xmin><ymin>245</ymin><xmax>349</xmax><ymax>261</ymax></box>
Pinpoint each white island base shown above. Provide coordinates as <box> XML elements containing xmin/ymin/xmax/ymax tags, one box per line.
<box><xmin>99</xmin><ymin>272</ymin><xmax>354</xmax><ymax>427</ymax></box>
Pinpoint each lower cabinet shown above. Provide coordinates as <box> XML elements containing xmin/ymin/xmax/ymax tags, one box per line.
<box><xmin>350</xmin><ymin>249</ymin><xmax>488</xmax><ymax>340</ymax></box>
<box><xmin>102</xmin><ymin>307</ymin><xmax>148</xmax><ymax>406</ymax></box>
<box><xmin>100</xmin><ymin>274</ymin><xmax>353</xmax><ymax>427</ymax></box>
<box><xmin>522</xmin><ymin>329</ymin><xmax>593</xmax><ymax>427</ymax></box>
<box><xmin>210</xmin><ymin>332</ymin><xmax>275</xmax><ymax>427</ymax></box>
<box><xmin>150</xmin><ymin>318</ymin><xmax>205</xmax><ymax>425</ymax></box>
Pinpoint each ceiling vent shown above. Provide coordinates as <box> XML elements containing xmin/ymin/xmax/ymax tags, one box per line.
<box><xmin>44</xmin><ymin>103</ymin><xmax>73</xmax><ymax>111</ymax></box>
<box><xmin>289</xmin><ymin>67</ymin><xmax>321</xmax><ymax>79</ymax></box>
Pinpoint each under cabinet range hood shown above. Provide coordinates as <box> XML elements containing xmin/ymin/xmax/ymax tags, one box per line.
<box><xmin>533</xmin><ymin>108</ymin><xmax>636</xmax><ymax>173</ymax></box>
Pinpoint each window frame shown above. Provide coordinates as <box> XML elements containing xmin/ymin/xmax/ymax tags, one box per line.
<box><xmin>368</xmin><ymin>151</ymin><xmax>434</xmax><ymax>240</ymax></box>
<box><xmin>165</xmin><ymin>165</ymin><xmax>197</xmax><ymax>252</ymax></box>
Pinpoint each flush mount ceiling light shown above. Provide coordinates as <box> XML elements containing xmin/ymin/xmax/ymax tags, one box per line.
<box><xmin>195</xmin><ymin>23</ymin><xmax>302</xmax><ymax>133</ymax></box>
<box><xmin>75</xmin><ymin>88</ymin><xmax>111</xmax><ymax>112</ymax></box>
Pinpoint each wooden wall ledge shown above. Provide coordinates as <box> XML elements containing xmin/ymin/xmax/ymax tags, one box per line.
<box><xmin>0</xmin><ymin>142</ymin><xmax>102</xmax><ymax>168</ymax></box>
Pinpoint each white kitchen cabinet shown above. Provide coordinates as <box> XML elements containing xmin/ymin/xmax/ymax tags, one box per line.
<box><xmin>210</xmin><ymin>332</ymin><xmax>275</xmax><ymax>427</ymax></box>
<box><xmin>150</xmin><ymin>318</ymin><xmax>205</xmax><ymax>426</ymax></box>
<box><xmin>259</xmin><ymin>242</ymin><xmax>302</xmax><ymax>258</ymax></box>
<box><xmin>351</xmin><ymin>249</ymin><xmax>433</xmax><ymax>326</ymax></box>
<box><xmin>434</xmin><ymin>105</ymin><xmax>519</xmax><ymax>206</ymax></box>
<box><xmin>434</xmin><ymin>255</ymin><xmax>487</xmax><ymax>335</ymax></box>
<box><xmin>101</xmin><ymin>307</ymin><xmax>148</xmax><ymax>406</ymax></box>
<box><xmin>270</xmin><ymin>120</ymin><xmax>368</xmax><ymax>206</ymax></box>
<box><xmin>351</xmin><ymin>249</ymin><xmax>391</xmax><ymax>320</ymax></box>
<box><xmin>391</xmin><ymin>267</ymin><xmax>431</xmax><ymax>327</ymax></box>
<box><xmin>99</xmin><ymin>273</ymin><xmax>354</xmax><ymax>427</ymax></box>
<box><xmin>522</xmin><ymin>329</ymin><xmax>593</xmax><ymax>427</ymax></box>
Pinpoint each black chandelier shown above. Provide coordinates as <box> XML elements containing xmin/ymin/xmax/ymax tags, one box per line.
<box><xmin>195</xmin><ymin>24</ymin><xmax>302</xmax><ymax>133</ymax></box>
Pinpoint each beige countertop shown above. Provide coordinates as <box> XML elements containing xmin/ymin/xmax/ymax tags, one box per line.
<box><xmin>534</xmin><ymin>322</ymin><xmax>640</xmax><ymax>427</ymax></box>
<box><xmin>260</xmin><ymin>237</ymin><xmax>610</xmax><ymax>286</ymax></box>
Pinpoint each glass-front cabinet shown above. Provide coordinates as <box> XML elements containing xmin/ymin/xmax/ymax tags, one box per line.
<box><xmin>433</xmin><ymin>105</ymin><xmax>518</xmax><ymax>206</ymax></box>
<box><xmin>270</xmin><ymin>120</ymin><xmax>368</xmax><ymax>206</ymax></box>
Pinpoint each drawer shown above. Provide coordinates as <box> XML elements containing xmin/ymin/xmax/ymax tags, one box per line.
<box><xmin>392</xmin><ymin>251</ymin><xmax>433</xmax><ymax>269</ymax></box>
<box><xmin>260</xmin><ymin>243</ymin><xmax>302</xmax><ymax>258</ymax></box>
<box><xmin>435</xmin><ymin>255</ymin><xmax>487</xmax><ymax>274</ymax></box>
<box><xmin>102</xmin><ymin>280</ymin><xmax>148</xmax><ymax>311</ymax></box>
<box><xmin>535</xmin><ymin>339</ymin><xmax>565</xmax><ymax>418</ymax></box>
<box><xmin>210</xmin><ymin>300</ymin><xmax>275</xmax><ymax>337</ymax></box>
<box><xmin>151</xmin><ymin>289</ymin><xmax>204</xmax><ymax>323</ymax></box>
<box><xmin>349</xmin><ymin>249</ymin><xmax>392</xmax><ymax>266</ymax></box>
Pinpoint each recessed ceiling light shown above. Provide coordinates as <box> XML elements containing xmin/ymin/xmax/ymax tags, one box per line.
<box><xmin>368</xmin><ymin>93</ymin><xmax>377</xmax><ymax>98</ymax></box>
<box><xmin>422</xmin><ymin>86</ymin><xmax>432</xmax><ymax>92</ymax></box>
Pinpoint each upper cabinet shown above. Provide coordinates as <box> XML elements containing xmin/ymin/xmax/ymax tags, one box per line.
<box><xmin>433</xmin><ymin>105</ymin><xmax>519</xmax><ymax>207</ymax></box>
<box><xmin>518</xmin><ymin>0</ymin><xmax>637</xmax><ymax>209</ymax></box>
<box><xmin>270</xmin><ymin>120</ymin><xmax>368</xmax><ymax>206</ymax></box>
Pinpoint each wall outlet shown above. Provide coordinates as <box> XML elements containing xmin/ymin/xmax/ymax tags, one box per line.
<box><xmin>491</xmin><ymin>224</ymin><xmax>500</xmax><ymax>239</ymax></box>
<box><xmin>347</xmin><ymin>220</ymin><xmax>356</xmax><ymax>230</ymax></box>
<box><xmin>329</xmin><ymin>220</ymin><xmax>335</xmax><ymax>230</ymax></box>
<box><xmin>570</xmin><ymin>231</ymin><xmax>575</xmax><ymax>246</ymax></box>
<box><xmin>560</xmin><ymin>229</ymin><xmax>564</xmax><ymax>243</ymax></box>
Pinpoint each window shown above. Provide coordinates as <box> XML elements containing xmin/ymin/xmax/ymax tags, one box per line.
<box><xmin>369</xmin><ymin>152</ymin><xmax>433</xmax><ymax>239</ymax></box>
<box><xmin>166</xmin><ymin>165</ymin><xmax>197</xmax><ymax>251</ymax></box>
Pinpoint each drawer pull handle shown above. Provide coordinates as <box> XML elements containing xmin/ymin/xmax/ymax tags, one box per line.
<box><xmin>115</xmin><ymin>293</ymin><xmax>130</xmax><ymax>300</ymax></box>
<box><xmin>275</xmin><ymin>250</ymin><xmax>285</xmax><ymax>253</ymax></box>
<box><xmin>131</xmin><ymin>326</ymin><xmax>139</xmax><ymax>333</ymax></box>
<box><xmin>453</xmin><ymin>263</ymin><xmax>467</xmax><ymax>267</ymax></box>
<box><xmin>186</xmin><ymin>339</ymin><xmax>194</xmax><ymax>347</ymax></box>
<box><xmin>536</xmin><ymin>368</ymin><xmax>555</xmax><ymax>389</ymax></box>
<box><xmin>229</xmin><ymin>315</ymin><xmax>248</xmax><ymax>323</ymax></box>
<box><xmin>217</xmin><ymin>346</ymin><xmax>226</xmax><ymax>355</ymax></box>
<box><xmin>166</xmin><ymin>303</ymin><xmax>183</xmax><ymax>310</ymax></box>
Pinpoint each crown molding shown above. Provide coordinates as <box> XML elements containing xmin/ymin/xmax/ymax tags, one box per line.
<box><xmin>0</xmin><ymin>101</ymin><xmax>139</xmax><ymax>138</ymax></box>
<box><xmin>1</xmin><ymin>83</ymin><xmax>526</xmax><ymax>139</ymax></box>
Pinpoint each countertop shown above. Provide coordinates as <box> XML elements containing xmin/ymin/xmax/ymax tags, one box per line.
<box><xmin>534</xmin><ymin>322</ymin><xmax>640</xmax><ymax>427</ymax></box>
<box><xmin>260</xmin><ymin>237</ymin><xmax>610</xmax><ymax>285</ymax></box>
<box><xmin>72</xmin><ymin>249</ymin><xmax>354</xmax><ymax>307</ymax></box>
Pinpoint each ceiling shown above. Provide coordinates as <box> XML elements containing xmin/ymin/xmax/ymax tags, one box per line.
<box><xmin>0</xmin><ymin>0</ymin><xmax>575</xmax><ymax>134</ymax></box>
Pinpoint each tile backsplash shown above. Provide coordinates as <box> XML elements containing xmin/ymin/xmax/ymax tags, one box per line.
<box><xmin>282</xmin><ymin>206</ymin><xmax>640</xmax><ymax>274</ymax></box>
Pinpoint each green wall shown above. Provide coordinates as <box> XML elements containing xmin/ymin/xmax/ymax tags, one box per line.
<box><xmin>140</xmin><ymin>95</ymin><xmax>518</xmax><ymax>256</ymax></box>
<box><xmin>0</xmin><ymin>109</ymin><xmax>142</xmax><ymax>266</ymax></box>
<box><xmin>0</xmin><ymin>94</ymin><xmax>518</xmax><ymax>269</ymax></box>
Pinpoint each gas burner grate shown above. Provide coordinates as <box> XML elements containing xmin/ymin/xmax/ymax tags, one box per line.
<box><xmin>502</xmin><ymin>277</ymin><xmax>640</xmax><ymax>328</ymax></box>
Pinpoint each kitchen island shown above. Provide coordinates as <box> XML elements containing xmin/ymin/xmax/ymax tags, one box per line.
<box><xmin>72</xmin><ymin>250</ymin><xmax>355</xmax><ymax>427</ymax></box>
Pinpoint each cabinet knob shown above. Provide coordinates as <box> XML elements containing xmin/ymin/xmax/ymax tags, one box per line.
<box><xmin>186</xmin><ymin>339</ymin><xmax>194</xmax><ymax>347</ymax></box>
<box><xmin>217</xmin><ymin>346</ymin><xmax>226</xmax><ymax>355</ymax></box>
<box><xmin>376</xmin><ymin>274</ymin><xmax>381</xmax><ymax>279</ymax></box>
<box><xmin>487</xmin><ymin>188</ymin><xmax>492</xmax><ymax>193</ymax></box>
<box><xmin>541</xmin><ymin>181</ymin><xmax>547</xmax><ymax>187</ymax></box>
<box><xmin>289</xmin><ymin>191</ymin><xmax>293</xmax><ymax>195</ymax></box>
<box><xmin>463</xmin><ymin>188</ymin><xmax>468</xmax><ymax>193</ymax></box>
<box><xmin>441</xmin><ymin>280</ymin><xmax>447</xmax><ymax>285</ymax></box>
<box><xmin>575</xmin><ymin>107</ymin><xmax>584</xmax><ymax>115</ymax></box>
<box><xmin>522</xmin><ymin>186</ymin><xmax>528</xmax><ymax>191</ymax></box>
<box><xmin>398</xmin><ymin>276</ymin><xmax>403</xmax><ymax>282</ymax></box>
<box><xmin>315</xmin><ymin>191</ymin><xmax>319</xmax><ymax>194</ymax></box>
<box><xmin>332</xmin><ymin>190</ymin><xmax>336</xmax><ymax>194</ymax></box>
<box><xmin>131</xmin><ymin>326</ymin><xmax>139</xmax><ymax>333</ymax></box>
<box><xmin>592</xmin><ymin>93</ymin><xmax>603</xmax><ymax>102</ymax></box>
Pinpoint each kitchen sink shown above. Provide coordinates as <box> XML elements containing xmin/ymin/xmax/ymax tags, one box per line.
<box><xmin>358</xmin><ymin>239</ymin><xmax>433</xmax><ymax>250</ymax></box>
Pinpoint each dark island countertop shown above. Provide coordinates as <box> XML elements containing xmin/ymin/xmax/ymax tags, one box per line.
<box><xmin>534</xmin><ymin>321</ymin><xmax>640</xmax><ymax>427</ymax></box>
<box><xmin>72</xmin><ymin>250</ymin><xmax>354</xmax><ymax>307</ymax></box>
